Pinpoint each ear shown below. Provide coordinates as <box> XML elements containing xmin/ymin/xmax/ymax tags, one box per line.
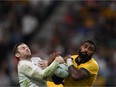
<box><xmin>15</xmin><ymin>53</ymin><xmax>20</xmax><ymax>58</ymax></box>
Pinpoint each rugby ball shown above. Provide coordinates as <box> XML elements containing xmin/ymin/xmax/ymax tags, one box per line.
<box><xmin>54</xmin><ymin>64</ymin><xmax>69</xmax><ymax>78</ymax></box>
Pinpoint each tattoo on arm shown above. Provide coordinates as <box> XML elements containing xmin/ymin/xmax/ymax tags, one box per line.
<box><xmin>68</xmin><ymin>65</ymin><xmax>91</xmax><ymax>81</ymax></box>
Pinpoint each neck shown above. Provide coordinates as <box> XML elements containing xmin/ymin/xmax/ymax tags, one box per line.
<box><xmin>75</xmin><ymin>56</ymin><xmax>81</xmax><ymax>65</ymax></box>
<box><xmin>20</xmin><ymin>57</ymin><xmax>31</xmax><ymax>61</ymax></box>
<box><xmin>79</xmin><ymin>55</ymin><xmax>92</xmax><ymax>63</ymax></box>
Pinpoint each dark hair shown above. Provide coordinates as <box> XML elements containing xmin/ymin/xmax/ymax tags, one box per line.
<box><xmin>12</xmin><ymin>42</ymin><xmax>24</xmax><ymax>55</ymax></box>
<box><xmin>82</xmin><ymin>40</ymin><xmax>96</xmax><ymax>52</ymax></box>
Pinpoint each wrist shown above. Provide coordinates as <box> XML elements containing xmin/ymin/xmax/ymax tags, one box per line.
<box><xmin>49</xmin><ymin>60</ymin><xmax>59</xmax><ymax>67</ymax></box>
<box><xmin>67</xmin><ymin>58</ymin><xmax>73</xmax><ymax>67</ymax></box>
<box><xmin>54</xmin><ymin>60</ymin><xmax>60</xmax><ymax>64</ymax></box>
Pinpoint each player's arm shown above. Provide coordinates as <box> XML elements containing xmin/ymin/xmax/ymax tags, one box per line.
<box><xmin>47</xmin><ymin>52</ymin><xmax>61</xmax><ymax>65</ymax></box>
<box><xmin>19</xmin><ymin>56</ymin><xmax>64</xmax><ymax>80</ymax></box>
<box><xmin>67</xmin><ymin>58</ymin><xmax>91</xmax><ymax>81</ymax></box>
<box><xmin>38</xmin><ymin>52</ymin><xmax>65</xmax><ymax>84</ymax></box>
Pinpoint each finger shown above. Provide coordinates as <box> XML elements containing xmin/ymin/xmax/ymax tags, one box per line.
<box><xmin>38</xmin><ymin>62</ymin><xmax>44</xmax><ymax>65</ymax></box>
<box><xmin>56</xmin><ymin>52</ymin><xmax>61</xmax><ymax>56</ymax></box>
<box><xmin>38</xmin><ymin>63</ymin><xmax>43</xmax><ymax>67</ymax></box>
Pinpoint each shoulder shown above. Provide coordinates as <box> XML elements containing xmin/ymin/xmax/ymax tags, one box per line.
<box><xmin>19</xmin><ymin>60</ymin><xmax>31</xmax><ymax>65</ymax></box>
<box><xmin>71</xmin><ymin>55</ymin><xmax>78</xmax><ymax>59</ymax></box>
<box><xmin>88</xmin><ymin>58</ymin><xmax>99</xmax><ymax>69</ymax></box>
<box><xmin>81</xmin><ymin>58</ymin><xmax>98</xmax><ymax>67</ymax></box>
<box><xmin>80</xmin><ymin>58</ymin><xmax>99</xmax><ymax>74</ymax></box>
<box><xmin>18</xmin><ymin>60</ymin><xmax>35</xmax><ymax>73</ymax></box>
<box><xmin>18</xmin><ymin>60</ymin><xmax>32</xmax><ymax>69</ymax></box>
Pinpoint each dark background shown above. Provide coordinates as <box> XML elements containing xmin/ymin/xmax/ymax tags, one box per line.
<box><xmin>0</xmin><ymin>0</ymin><xmax>115</xmax><ymax>86</ymax></box>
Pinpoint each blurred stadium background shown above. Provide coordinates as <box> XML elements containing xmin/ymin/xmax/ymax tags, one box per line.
<box><xmin>0</xmin><ymin>0</ymin><xmax>115</xmax><ymax>86</ymax></box>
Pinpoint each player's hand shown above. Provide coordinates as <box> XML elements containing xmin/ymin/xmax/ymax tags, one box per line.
<box><xmin>55</xmin><ymin>56</ymin><xmax>65</xmax><ymax>64</ymax></box>
<box><xmin>38</xmin><ymin>60</ymin><xmax>48</xmax><ymax>69</ymax></box>
<box><xmin>64</xmin><ymin>55</ymin><xmax>72</xmax><ymax>62</ymax></box>
<box><xmin>48</xmin><ymin>52</ymin><xmax>61</xmax><ymax>65</ymax></box>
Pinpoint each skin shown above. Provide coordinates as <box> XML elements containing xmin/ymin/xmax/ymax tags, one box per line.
<box><xmin>79</xmin><ymin>42</ymin><xmax>94</xmax><ymax>58</ymax></box>
<box><xmin>15</xmin><ymin>43</ymin><xmax>32</xmax><ymax>61</ymax></box>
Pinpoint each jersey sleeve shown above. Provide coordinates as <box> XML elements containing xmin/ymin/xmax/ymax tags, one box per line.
<box><xmin>41</xmin><ymin>60</ymin><xmax>59</xmax><ymax>79</ymax></box>
<box><xmin>18</xmin><ymin>60</ymin><xmax>59</xmax><ymax>80</ymax></box>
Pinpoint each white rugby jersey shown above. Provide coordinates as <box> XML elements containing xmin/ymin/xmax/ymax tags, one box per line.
<box><xmin>18</xmin><ymin>57</ymin><xmax>59</xmax><ymax>87</ymax></box>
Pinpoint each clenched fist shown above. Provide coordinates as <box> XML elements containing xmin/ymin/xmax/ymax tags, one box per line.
<box><xmin>55</xmin><ymin>56</ymin><xmax>65</xmax><ymax>64</ymax></box>
<box><xmin>48</xmin><ymin>52</ymin><xmax>61</xmax><ymax>65</ymax></box>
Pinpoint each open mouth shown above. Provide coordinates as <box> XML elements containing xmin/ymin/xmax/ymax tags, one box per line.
<box><xmin>82</xmin><ymin>52</ymin><xmax>88</xmax><ymax>55</ymax></box>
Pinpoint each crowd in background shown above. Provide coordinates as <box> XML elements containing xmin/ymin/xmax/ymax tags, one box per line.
<box><xmin>0</xmin><ymin>1</ymin><xmax>115</xmax><ymax>86</ymax></box>
<box><xmin>0</xmin><ymin>0</ymin><xmax>61</xmax><ymax>86</ymax></box>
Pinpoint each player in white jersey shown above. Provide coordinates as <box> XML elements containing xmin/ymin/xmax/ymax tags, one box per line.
<box><xmin>12</xmin><ymin>42</ymin><xmax>64</xmax><ymax>87</ymax></box>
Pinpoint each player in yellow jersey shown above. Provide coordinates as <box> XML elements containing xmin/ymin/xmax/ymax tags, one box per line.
<box><xmin>63</xmin><ymin>40</ymin><xmax>99</xmax><ymax>87</ymax></box>
<box><xmin>47</xmin><ymin>81</ymin><xmax>63</xmax><ymax>87</ymax></box>
<box><xmin>39</xmin><ymin>40</ymin><xmax>99</xmax><ymax>87</ymax></box>
<box><xmin>48</xmin><ymin>40</ymin><xmax>99</xmax><ymax>87</ymax></box>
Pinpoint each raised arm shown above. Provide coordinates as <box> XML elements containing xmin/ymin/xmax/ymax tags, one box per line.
<box><xmin>19</xmin><ymin>56</ymin><xmax>64</xmax><ymax>81</ymax></box>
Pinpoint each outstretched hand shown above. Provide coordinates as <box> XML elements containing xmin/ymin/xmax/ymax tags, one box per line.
<box><xmin>48</xmin><ymin>52</ymin><xmax>61</xmax><ymax>65</ymax></box>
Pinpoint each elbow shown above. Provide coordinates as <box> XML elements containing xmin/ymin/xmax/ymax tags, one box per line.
<box><xmin>41</xmin><ymin>73</ymin><xmax>48</xmax><ymax>80</ymax></box>
<box><xmin>42</xmin><ymin>75</ymin><xmax>49</xmax><ymax>80</ymax></box>
<box><xmin>42</xmin><ymin>72</ymin><xmax>49</xmax><ymax>80</ymax></box>
<box><xmin>42</xmin><ymin>70</ymin><xmax>51</xmax><ymax>79</ymax></box>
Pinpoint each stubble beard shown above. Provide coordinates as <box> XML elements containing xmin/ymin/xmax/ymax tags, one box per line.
<box><xmin>78</xmin><ymin>49</ymin><xmax>92</xmax><ymax>62</ymax></box>
<box><xmin>23</xmin><ymin>52</ymin><xmax>32</xmax><ymax>59</ymax></box>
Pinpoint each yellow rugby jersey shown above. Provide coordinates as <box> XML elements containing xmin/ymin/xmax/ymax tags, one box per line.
<box><xmin>64</xmin><ymin>55</ymin><xmax>99</xmax><ymax>87</ymax></box>
<box><xmin>47</xmin><ymin>81</ymin><xmax>63</xmax><ymax>87</ymax></box>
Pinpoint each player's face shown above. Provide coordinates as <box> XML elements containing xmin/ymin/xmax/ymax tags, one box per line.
<box><xmin>16</xmin><ymin>44</ymin><xmax>32</xmax><ymax>59</ymax></box>
<box><xmin>79</xmin><ymin>42</ymin><xmax>95</xmax><ymax>61</ymax></box>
